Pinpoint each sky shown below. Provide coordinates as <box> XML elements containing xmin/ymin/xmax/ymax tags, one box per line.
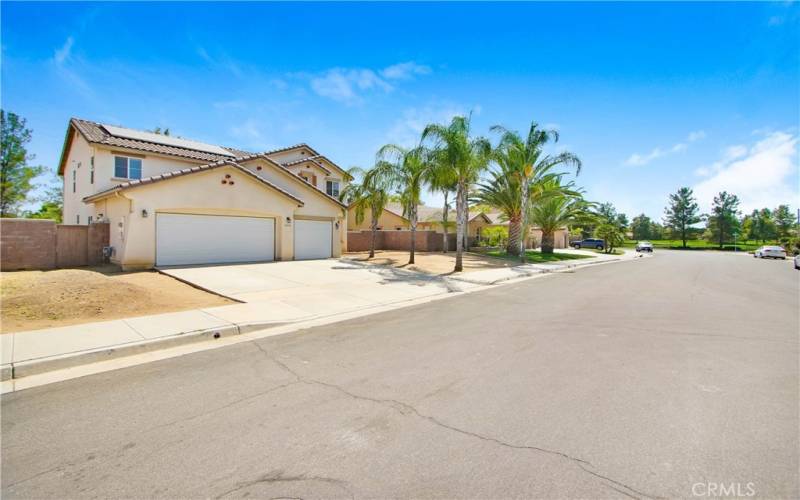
<box><xmin>2</xmin><ymin>1</ymin><xmax>798</xmax><ymax>219</ymax></box>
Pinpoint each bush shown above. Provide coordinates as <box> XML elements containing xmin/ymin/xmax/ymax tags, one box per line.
<box><xmin>480</xmin><ymin>226</ymin><xmax>508</xmax><ymax>247</ymax></box>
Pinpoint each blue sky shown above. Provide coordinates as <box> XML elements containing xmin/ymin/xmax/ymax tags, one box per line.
<box><xmin>3</xmin><ymin>1</ymin><xmax>798</xmax><ymax>219</ymax></box>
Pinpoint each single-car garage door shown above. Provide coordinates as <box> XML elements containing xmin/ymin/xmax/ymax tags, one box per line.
<box><xmin>156</xmin><ymin>213</ymin><xmax>275</xmax><ymax>266</ymax></box>
<box><xmin>294</xmin><ymin>219</ymin><xmax>332</xmax><ymax>260</ymax></box>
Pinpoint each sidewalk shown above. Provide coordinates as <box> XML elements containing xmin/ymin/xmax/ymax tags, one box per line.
<box><xmin>1</xmin><ymin>250</ymin><xmax>638</xmax><ymax>385</ymax></box>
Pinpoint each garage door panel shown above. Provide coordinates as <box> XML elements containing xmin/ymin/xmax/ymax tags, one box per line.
<box><xmin>156</xmin><ymin>214</ymin><xmax>274</xmax><ymax>266</ymax></box>
<box><xmin>295</xmin><ymin>219</ymin><xmax>332</xmax><ymax>260</ymax></box>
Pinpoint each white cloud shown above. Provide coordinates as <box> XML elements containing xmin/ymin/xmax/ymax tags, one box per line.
<box><xmin>308</xmin><ymin>61</ymin><xmax>431</xmax><ymax>104</ymax></box>
<box><xmin>54</xmin><ymin>36</ymin><xmax>74</xmax><ymax>65</ymax></box>
<box><xmin>625</xmin><ymin>131</ymin><xmax>705</xmax><ymax>166</ymax></box>
<box><xmin>50</xmin><ymin>36</ymin><xmax>95</xmax><ymax>100</ymax></box>
<box><xmin>310</xmin><ymin>68</ymin><xmax>392</xmax><ymax>104</ymax></box>
<box><xmin>687</xmin><ymin>130</ymin><xmax>706</xmax><ymax>142</ymax></box>
<box><xmin>692</xmin><ymin>131</ymin><xmax>799</xmax><ymax>213</ymax></box>
<box><xmin>380</xmin><ymin>61</ymin><xmax>431</xmax><ymax>80</ymax></box>
<box><xmin>386</xmin><ymin>103</ymin><xmax>471</xmax><ymax>148</ymax></box>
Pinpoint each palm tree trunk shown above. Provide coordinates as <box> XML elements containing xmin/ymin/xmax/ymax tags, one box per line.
<box><xmin>441</xmin><ymin>191</ymin><xmax>449</xmax><ymax>253</ymax></box>
<box><xmin>541</xmin><ymin>230</ymin><xmax>555</xmax><ymax>254</ymax></box>
<box><xmin>518</xmin><ymin>177</ymin><xmax>530</xmax><ymax>263</ymax></box>
<box><xmin>507</xmin><ymin>217</ymin><xmax>521</xmax><ymax>255</ymax></box>
<box><xmin>409</xmin><ymin>204</ymin><xmax>417</xmax><ymax>265</ymax></box>
<box><xmin>454</xmin><ymin>181</ymin><xmax>466</xmax><ymax>272</ymax></box>
<box><xmin>369</xmin><ymin>208</ymin><xmax>378</xmax><ymax>259</ymax></box>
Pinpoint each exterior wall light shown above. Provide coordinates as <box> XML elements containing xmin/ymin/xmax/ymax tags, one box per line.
<box><xmin>286</xmin><ymin>216</ymin><xmax>292</xmax><ymax>224</ymax></box>
<box><xmin>141</xmin><ymin>209</ymin><xmax>149</xmax><ymax>218</ymax></box>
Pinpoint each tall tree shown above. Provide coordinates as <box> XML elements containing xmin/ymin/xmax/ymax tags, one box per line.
<box><xmin>631</xmin><ymin>213</ymin><xmax>653</xmax><ymax>240</ymax></box>
<box><xmin>663</xmin><ymin>187</ymin><xmax>701</xmax><ymax>248</ymax></box>
<box><xmin>422</xmin><ymin>115</ymin><xmax>492</xmax><ymax>272</ymax></box>
<box><xmin>773</xmin><ymin>205</ymin><xmax>796</xmax><ymax>241</ymax></box>
<box><xmin>706</xmin><ymin>191</ymin><xmax>741</xmax><ymax>249</ymax></box>
<box><xmin>482</xmin><ymin>122</ymin><xmax>581</xmax><ymax>260</ymax></box>
<box><xmin>1</xmin><ymin>111</ymin><xmax>44</xmax><ymax>217</ymax></box>
<box><xmin>340</xmin><ymin>166</ymin><xmax>391</xmax><ymax>259</ymax></box>
<box><xmin>374</xmin><ymin>144</ymin><xmax>430</xmax><ymax>264</ymax></box>
<box><xmin>743</xmin><ymin>208</ymin><xmax>777</xmax><ymax>243</ymax></box>
<box><xmin>24</xmin><ymin>185</ymin><xmax>63</xmax><ymax>222</ymax></box>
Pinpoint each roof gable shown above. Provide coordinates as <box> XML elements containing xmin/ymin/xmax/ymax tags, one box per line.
<box><xmin>83</xmin><ymin>161</ymin><xmax>304</xmax><ymax>205</ymax></box>
<box><xmin>236</xmin><ymin>155</ymin><xmax>346</xmax><ymax>209</ymax></box>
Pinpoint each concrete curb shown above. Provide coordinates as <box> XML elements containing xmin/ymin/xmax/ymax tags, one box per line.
<box><xmin>8</xmin><ymin>325</ymin><xmax>241</xmax><ymax>380</ymax></box>
<box><xmin>448</xmin><ymin>256</ymin><xmax>624</xmax><ymax>285</ymax></box>
<box><xmin>3</xmin><ymin>253</ymin><xmax>642</xmax><ymax>385</ymax></box>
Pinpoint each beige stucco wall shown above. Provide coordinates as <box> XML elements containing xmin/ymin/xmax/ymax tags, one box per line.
<box><xmin>347</xmin><ymin>207</ymin><xmax>409</xmax><ymax>231</ymax></box>
<box><xmin>267</xmin><ymin>147</ymin><xmax>316</xmax><ymax>165</ymax></box>
<box><xmin>89</xmin><ymin>164</ymin><xmax>345</xmax><ymax>269</ymax></box>
<box><xmin>62</xmin><ymin>132</ymin><xmax>96</xmax><ymax>225</ymax></box>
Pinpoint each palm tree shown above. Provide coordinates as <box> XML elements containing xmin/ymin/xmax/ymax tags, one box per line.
<box><xmin>528</xmin><ymin>179</ymin><xmax>593</xmax><ymax>254</ymax></box>
<box><xmin>339</xmin><ymin>166</ymin><xmax>391</xmax><ymax>259</ymax></box>
<box><xmin>423</xmin><ymin>156</ymin><xmax>456</xmax><ymax>254</ymax></box>
<box><xmin>484</xmin><ymin>123</ymin><xmax>582</xmax><ymax>261</ymax></box>
<box><xmin>373</xmin><ymin>144</ymin><xmax>430</xmax><ymax>264</ymax></box>
<box><xmin>422</xmin><ymin>115</ymin><xmax>492</xmax><ymax>272</ymax></box>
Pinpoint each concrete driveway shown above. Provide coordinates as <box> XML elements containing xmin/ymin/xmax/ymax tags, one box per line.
<box><xmin>159</xmin><ymin>259</ymin><xmax>474</xmax><ymax>322</ymax></box>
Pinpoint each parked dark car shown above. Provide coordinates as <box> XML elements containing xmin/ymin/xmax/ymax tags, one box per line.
<box><xmin>571</xmin><ymin>238</ymin><xmax>605</xmax><ymax>250</ymax></box>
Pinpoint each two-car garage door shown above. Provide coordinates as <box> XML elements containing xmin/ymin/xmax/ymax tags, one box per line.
<box><xmin>155</xmin><ymin>213</ymin><xmax>333</xmax><ymax>266</ymax></box>
<box><xmin>156</xmin><ymin>214</ymin><xmax>275</xmax><ymax>266</ymax></box>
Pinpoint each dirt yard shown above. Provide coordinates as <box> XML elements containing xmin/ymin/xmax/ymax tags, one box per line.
<box><xmin>0</xmin><ymin>266</ymin><xmax>234</xmax><ymax>333</ymax></box>
<box><xmin>343</xmin><ymin>250</ymin><xmax>517</xmax><ymax>275</ymax></box>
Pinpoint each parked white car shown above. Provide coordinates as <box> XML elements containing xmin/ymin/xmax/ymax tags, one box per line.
<box><xmin>794</xmin><ymin>254</ymin><xmax>800</xmax><ymax>270</ymax></box>
<box><xmin>754</xmin><ymin>246</ymin><xmax>787</xmax><ymax>259</ymax></box>
<box><xmin>635</xmin><ymin>241</ymin><xmax>653</xmax><ymax>252</ymax></box>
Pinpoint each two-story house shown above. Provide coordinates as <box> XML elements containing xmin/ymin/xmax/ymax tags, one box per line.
<box><xmin>58</xmin><ymin>118</ymin><xmax>349</xmax><ymax>269</ymax></box>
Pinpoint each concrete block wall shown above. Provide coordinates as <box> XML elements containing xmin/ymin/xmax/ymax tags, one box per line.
<box><xmin>0</xmin><ymin>219</ymin><xmax>57</xmax><ymax>270</ymax></box>
<box><xmin>346</xmin><ymin>230</ymin><xmax>461</xmax><ymax>252</ymax></box>
<box><xmin>0</xmin><ymin>219</ymin><xmax>110</xmax><ymax>271</ymax></box>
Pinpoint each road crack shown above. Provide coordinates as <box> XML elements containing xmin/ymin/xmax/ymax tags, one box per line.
<box><xmin>250</xmin><ymin>341</ymin><xmax>662</xmax><ymax>499</ymax></box>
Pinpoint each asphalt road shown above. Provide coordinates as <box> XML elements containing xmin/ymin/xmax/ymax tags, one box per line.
<box><xmin>2</xmin><ymin>251</ymin><xmax>798</xmax><ymax>499</ymax></box>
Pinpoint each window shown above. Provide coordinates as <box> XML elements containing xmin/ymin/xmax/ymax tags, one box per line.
<box><xmin>90</xmin><ymin>159</ymin><xmax>94</xmax><ymax>184</ymax></box>
<box><xmin>114</xmin><ymin>156</ymin><xmax>142</xmax><ymax>179</ymax></box>
<box><xmin>326</xmin><ymin>180</ymin><xmax>340</xmax><ymax>197</ymax></box>
<box><xmin>88</xmin><ymin>216</ymin><xmax>93</xmax><ymax>224</ymax></box>
<box><xmin>72</xmin><ymin>170</ymin><xmax>76</xmax><ymax>193</ymax></box>
<box><xmin>76</xmin><ymin>215</ymin><xmax>80</xmax><ymax>224</ymax></box>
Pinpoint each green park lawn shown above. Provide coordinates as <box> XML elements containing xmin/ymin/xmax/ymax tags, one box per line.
<box><xmin>479</xmin><ymin>249</ymin><xmax>596</xmax><ymax>264</ymax></box>
<box><xmin>621</xmin><ymin>239</ymin><xmax>762</xmax><ymax>251</ymax></box>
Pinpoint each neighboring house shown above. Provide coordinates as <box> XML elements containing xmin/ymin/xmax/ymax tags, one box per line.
<box><xmin>59</xmin><ymin>118</ymin><xmax>348</xmax><ymax>269</ymax></box>
<box><xmin>483</xmin><ymin>211</ymin><xmax>570</xmax><ymax>249</ymax></box>
<box><xmin>347</xmin><ymin>202</ymin><xmax>492</xmax><ymax>239</ymax></box>
<box><xmin>347</xmin><ymin>203</ymin><xmax>410</xmax><ymax>231</ymax></box>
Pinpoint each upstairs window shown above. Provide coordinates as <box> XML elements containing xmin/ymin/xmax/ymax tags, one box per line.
<box><xmin>72</xmin><ymin>170</ymin><xmax>76</xmax><ymax>193</ymax></box>
<box><xmin>326</xmin><ymin>180</ymin><xmax>340</xmax><ymax>197</ymax></box>
<box><xmin>114</xmin><ymin>156</ymin><xmax>142</xmax><ymax>180</ymax></box>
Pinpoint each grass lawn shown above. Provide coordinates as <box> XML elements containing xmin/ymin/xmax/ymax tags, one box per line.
<box><xmin>480</xmin><ymin>249</ymin><xmax>595</xmax><ymax>264</ymax></box>
<box><xmin>621</xmin><ymin>239</ymin><xmax>762</xmax><ymax>251</ymax></box>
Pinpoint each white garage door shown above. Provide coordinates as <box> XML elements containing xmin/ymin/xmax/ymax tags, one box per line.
<box><xmin>156</xmin><ymin>213</ymin><xmax>275</xmax><ymax>266</ymax></box>
<box><xmin>294</xmin><ymin>219</ymin><xmax>332</xmax><ymax>260</ymax></box>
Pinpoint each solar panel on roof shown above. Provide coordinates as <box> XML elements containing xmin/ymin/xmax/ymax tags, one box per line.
<box><xmin>101</xmin><ymin>125</ymin><xmax>235</xmax><ymax>157</ymax></box>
